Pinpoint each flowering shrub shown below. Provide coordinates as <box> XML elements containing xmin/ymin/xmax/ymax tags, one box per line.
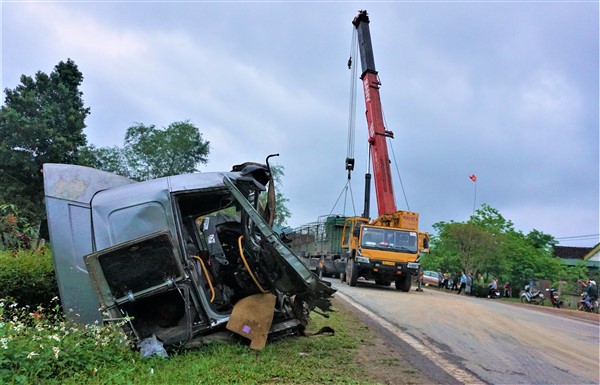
<box><xmin>0</xmin><ymin>297</ymin><xmax>135</xmax><ymax>384</ymax></box>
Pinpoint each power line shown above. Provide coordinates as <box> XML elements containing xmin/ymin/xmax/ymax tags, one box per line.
<box><xmin>555</xmin><ymin>234</ymin><xmax>599</xmax><ymax>240</ymax></box>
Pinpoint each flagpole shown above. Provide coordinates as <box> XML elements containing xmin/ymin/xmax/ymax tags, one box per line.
<box><xmin>472</xmin><ymin>180</ymin><xmax>477</xmax><ymax>216</ymax></box>
<box><xmin>469</xmin><ymin>174</ymin><xmax>477</xmax><ymax>216</ymax></box>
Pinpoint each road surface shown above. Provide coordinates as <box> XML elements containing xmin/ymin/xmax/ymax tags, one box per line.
<box><xmin>328</xmin><ymin>278</ymin><xmax>600</xmax><ymax>385</ymax></box>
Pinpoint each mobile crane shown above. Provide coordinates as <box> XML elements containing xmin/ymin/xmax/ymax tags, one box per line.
<box><xmin>340</xmin><ymin>10</ymin><xmax>429</xmax><ymax>291</ymax></box>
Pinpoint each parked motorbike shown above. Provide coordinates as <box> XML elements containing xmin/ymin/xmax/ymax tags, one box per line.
<box><xmin>545</xmin><ymin>288</ymin><xmax>563</xmax><ymax>308</ymax></box>
<box><xmin>488</xmin><ymin>284</ymin><xmax>500</xmax><ymax>299</ymax></box>
<box><xmin>521</xmin><ymin>285</ymin><xmax>545</xmax><ymax>305</ymax></box>
<box><xmin>578</xmin><ymin>293</ymin><xmax>599</xmax><ymax>313</ymax></box>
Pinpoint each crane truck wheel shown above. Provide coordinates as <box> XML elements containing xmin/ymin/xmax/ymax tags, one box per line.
<box><xmin>348</xmin><ymin>259</ymin><xmax>358</xmax><ymax>287</ymax></box>
<box><xmin>395</xmin><ymin>274</ymin><xmax>412</xmax><ymax>292</ymax></box>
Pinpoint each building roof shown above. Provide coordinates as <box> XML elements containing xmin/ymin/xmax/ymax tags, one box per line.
<box><xmin>553</xmin><ymin>245</ymin><xmax>594</xmax><ymax>260</ymax></box>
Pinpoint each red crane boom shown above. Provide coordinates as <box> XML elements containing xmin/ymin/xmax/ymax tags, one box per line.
<box><xmin>353</xmin><ymin>10</ymin><xmax>397</xmax><ymax>217</ymax></box>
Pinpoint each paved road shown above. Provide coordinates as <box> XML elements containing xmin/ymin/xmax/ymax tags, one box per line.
<box><xmin>328</xmin><ymin>278</ymin><xmax>600</xmax><ymax>385</ymax></box>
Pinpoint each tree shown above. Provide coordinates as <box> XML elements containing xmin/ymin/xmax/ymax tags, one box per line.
<box><xmin>85</xmin><ymin>121</ymin><xmax>210</xmax><ymax>181</ymax></box>
<box><xmin>259</xmin><ymin>164</ymin><xmax>291</xmax><ymax>227</ymax></box>
<box><xmin>427</xmin><ymin>221</ymin><xmax>500</xmax><ymax>276</ymax></box>
<box><xmin>525</xmin><ymin>229</ymin><xmax>557</xmax><ymax>251</ymax></box>
<box><xmin>428</xmin><ymin>204</ymin><xmax>567</xmax><ymax>294</ymax></box>
<box><xmin>469</xmin><ymin>204</ymin><xmax>514</xmax><ymax>235</ymax></box>
<box><xmin>0</xmin><ymin>59</ymin><xmax>90</xmax><ymax>221</ymax></box>
<box><xmin>271</xmin><ymin>165</ymin><xmax>291</xmax><ymax>226</ymax></box>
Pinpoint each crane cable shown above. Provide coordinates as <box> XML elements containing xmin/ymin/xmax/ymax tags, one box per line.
<box><xmin>346</xmin><ymin>27</ymin><xmax>358</xmax><ymax>180</ymax></box>
<box><xmin>329</xmin><ymin>179</ymin><xmax>357</xmax><ymax>217</ymax></box>
<box><xmin>382</xmin><ymin>109</ymin><xmax>411</xmax><ymax>211</ymax></box>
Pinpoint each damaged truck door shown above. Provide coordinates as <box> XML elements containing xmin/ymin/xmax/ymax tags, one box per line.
<box><xmin>43</xmin><ymin>162</ymin><xmax>335</xmax><ymax>351</ymax></box>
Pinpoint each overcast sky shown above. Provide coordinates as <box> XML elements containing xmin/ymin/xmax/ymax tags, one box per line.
<box><xmin>2</xmin><ymin>1</ymin><xmax>598</xmax><ymax>247</ymax></box>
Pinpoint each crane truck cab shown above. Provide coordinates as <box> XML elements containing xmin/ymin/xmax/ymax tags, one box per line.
<box><xmin>340</xmin><ymin>213</ymin><xmax>429</xmax><ymax>291</ymax></box>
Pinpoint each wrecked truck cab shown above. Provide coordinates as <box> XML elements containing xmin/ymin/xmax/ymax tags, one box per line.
<box><xmin>43</xmin><ymin>162</ymin><xmax>335</xmax><ymax>350</ymax></box>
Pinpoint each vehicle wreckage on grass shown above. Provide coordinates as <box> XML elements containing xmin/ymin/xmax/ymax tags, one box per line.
<box><xmin>43</xmin><ymin>160</ymin><xmax>335</xmax><ymax>351</ymax></box>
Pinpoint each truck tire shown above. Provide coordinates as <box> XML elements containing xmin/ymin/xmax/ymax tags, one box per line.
<box><xmin>348</xmin><ymin>259</ymin><xmax>358</xmax><ymax>287</ymax></box>
<box><xmin>395</xmin><ymin>274</ymin><xmax>411</xmax><ymax>292</ymax></box>
<box><xmin>340</xmin><ymin>272</ymin><xmax>346</xmax><ymax>283</ymax></box>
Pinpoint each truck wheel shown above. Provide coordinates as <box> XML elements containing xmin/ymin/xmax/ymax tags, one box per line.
<box><xmin>340</xmin><ymin>272</ymin><xmax>346</xmax><ymax>283</ymax></box>
<box><xmin>348</xmin><ymin>260</ymin><xmax>358</xmax><ymax>287</ymax></box>
<box><xmin>395</xmin><ymin>279</ymin><xmax>402</xmax><ymax>291</ymax></box>
<box><xmin>396</xmin><ymin>275</ymin><xmax>411</xmax><ymax>292</ymax></box>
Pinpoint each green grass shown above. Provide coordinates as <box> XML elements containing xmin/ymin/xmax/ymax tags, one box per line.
<box><xmin>2</xmin><ymin>300</ymin><xmax>382</xmax><ymax>385</ymax></box>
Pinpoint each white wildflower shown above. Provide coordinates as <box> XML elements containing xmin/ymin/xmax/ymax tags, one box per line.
<box><xmin>26</xmin><ymin>351</ymin><xmax>39</xmax><ymax>359</ymax></box>
<box><xmin>52</xmin><ymin>346</ymin><xmax>60</xmax><ymax>359</ymax></box>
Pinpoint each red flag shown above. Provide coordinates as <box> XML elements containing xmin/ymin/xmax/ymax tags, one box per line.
<box><xmin>469</xmin><ymin>174</ymin><xmax>477</xmax><ymax>182</ymax></box>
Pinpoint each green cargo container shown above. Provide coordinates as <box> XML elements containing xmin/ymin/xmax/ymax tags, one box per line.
<box><xmin>289</xmin><ymin>215</ymin><xmax>348</xmax><ymax>277</ymax></box>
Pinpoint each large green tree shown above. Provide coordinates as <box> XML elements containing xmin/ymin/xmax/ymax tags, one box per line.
<box><xmin>0</xmin><ymin>59</ymin><xmax>90</xmax><ymax>221</ymax></box>
<box><xmin>425</xmin><ymin>204</ymin><xmax>564</xmax><ymax>293</ymax></box>
<box><xmin>85</xmin><ymin>121</ymin><xmax>210</xmax><ymax>181</ymax></box>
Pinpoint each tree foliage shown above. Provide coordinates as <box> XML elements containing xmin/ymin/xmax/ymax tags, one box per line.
<box><xmin>0</xmin><ymin>59</ymin><xmax>90</xmax><ymax>221</ymax></box>
<box><xmin>259</xmin><ymin>164</ymin><xmax>292</xmax><ymax>226</ymax></box>
<box><xmin>85</xmin><ymin>121</ymin><xmax>210</xmax><ymax>181</ymax></box>
<box><xmin>0</xmin><ymin>204</ymin><xmax>39</xmax><ymax>251</ymax></box>
<box><xmin>424</xmin><ymin>204</ymin><xmax>568</xmax><ymax>293</ymax></box>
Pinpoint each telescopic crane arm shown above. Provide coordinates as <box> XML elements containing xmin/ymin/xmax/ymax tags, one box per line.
<box><xmin>353</xmin><ymin>10</ymin><xmax>397</xmax><ymax>217</ymax></box>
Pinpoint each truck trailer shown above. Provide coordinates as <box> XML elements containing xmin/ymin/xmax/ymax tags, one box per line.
<box><xmin>288</xmin><ymin>215</ymin><xmax>347</xmax><ymax>278</ymax></box>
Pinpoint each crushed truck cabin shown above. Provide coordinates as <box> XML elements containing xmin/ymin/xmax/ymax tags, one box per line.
<box><xmin>43</xmin><ymin>161</ymin><xmax>335</xmax><ymax>352</ymax></box>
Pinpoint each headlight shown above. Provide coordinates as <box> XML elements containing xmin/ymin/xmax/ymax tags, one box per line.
<box><xmin>356</xmin><ymin>256</ymin><xmax>370</xmax><ymax>264</ymax></box>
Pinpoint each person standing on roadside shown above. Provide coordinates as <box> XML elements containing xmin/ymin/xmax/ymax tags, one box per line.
<box><xmin>503</xmin><ymin>281</ymin><xmax>512</xmax><ymax>298</ymax></box>
<box><xmin>416</xmin><ymin>268</ymin><xmax>424</xmax><ymax>292</ymax></box>
<box><xmin>457</xmin><ymin>271</ymin><xmax>467</xmax><ymax>295</ymax></box>
<box><xmin>466</xmin><ymin>273</ymin><xmax>473</xmax><ymax>296</ymax></box>
<box><xmin>451</xmin><ymin>272</ymin><xmax>459</xmax><ymax>291</ymax></box>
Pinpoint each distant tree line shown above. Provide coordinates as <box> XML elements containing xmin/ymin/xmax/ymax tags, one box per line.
<box><xmin>422</xmin><ymin>204</ymin><xmax>593</xmax><ymax>294</ymax></box>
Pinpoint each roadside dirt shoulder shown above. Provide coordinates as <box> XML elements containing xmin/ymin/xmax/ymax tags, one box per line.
<box><xmin>502</xmin><ymin>301</ymin><xmax>600</xmax><ymax>324</ymax></box>
<box><xmin>334</xmin><ymin>297</ymin><xmax>455</xmax><ymax>385</ymax></box>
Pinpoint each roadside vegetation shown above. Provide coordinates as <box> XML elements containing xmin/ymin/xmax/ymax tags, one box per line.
<box><xmin>1</xmin><ymin>283</ymin><xmax>379</xmax><ymax>385</ymax></box>
<box><xmin>422</xmin><ymin>204</ymin><xmax>598</xmax><ymax>297</ymax></box>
